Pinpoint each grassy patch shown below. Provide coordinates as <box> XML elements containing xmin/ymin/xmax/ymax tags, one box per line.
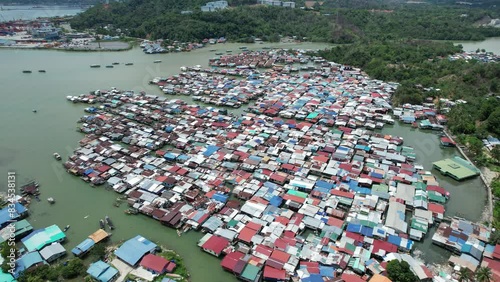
<box><xmin>154</xmin><ymin>249</ymin><xmax>189</xmax><ymax>282</ymax></box>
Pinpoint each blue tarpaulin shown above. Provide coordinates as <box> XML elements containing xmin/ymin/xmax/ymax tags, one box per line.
<box><xmin>84</xmin><ymin>169</ymin><xmax>94</xmax><ymax>175</ymax></box>
<box><xmin>212</xmin><ymin>193</ymin><xmax>228</xmax><ymax>203</ymax></box>
<box><xmin>203</xmin><ymin>145</ymin><xmax>220</xmax><ymax>157</ymax></box>
<box><xmin>269</xmin><ymin>196</ymin><xmax>283</xmax><ymax>207</ymax></box>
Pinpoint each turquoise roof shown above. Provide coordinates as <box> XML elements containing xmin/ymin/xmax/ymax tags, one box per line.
<box><xmin>87</xmin><ymin>260</ymin><xmax>119</xmax><ymax>282</ymax></box>
<box><xmin>21</xmin><ymin>224</ymin><xmax>65</xmax><ymax>252</ymax></box>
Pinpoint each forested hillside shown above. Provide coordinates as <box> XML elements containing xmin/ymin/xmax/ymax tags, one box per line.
<box><xmin>70</xmin><ymin>1</ymin><xmax>500</xmax><ymax>42</ymax></box>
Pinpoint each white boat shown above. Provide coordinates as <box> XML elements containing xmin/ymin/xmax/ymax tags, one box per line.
<box><xmin>53</xmin><ymin>153</ymin><xmax>61</xmax><ymax>160</ymax></box>
<box><xmin>47</xmin><ymin>197</ymin><xmax>55</xmax><ymax>204</ymax></box>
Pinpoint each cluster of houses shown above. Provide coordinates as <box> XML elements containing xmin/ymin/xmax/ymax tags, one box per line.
<box><xmin>57</xmin><ymin>51</ymin><xmax>499</xmax><ymax>281</ymax></box>
<box><xmin>258</xmin><ymin>0</ymin><xmax>296</xmax><ymax>8</ymax></box>
<box><xmin>0</xmin><ymin>202</ymin><xmax>69</xmax><ymax>281</ymax></box>
<box><xmin>85</xmin><ymin>234</ymin><xmax>177</xmax><ymax>282</ymax></box>
<box><xmin>448</xmin><ymin>51</ymin><xmax>500</xmax><ymax>63</ymax></box>
<box><xmin>201</xmin><ymin>1</ymin><xmax>229</xmax><ymax>12</ymax></box>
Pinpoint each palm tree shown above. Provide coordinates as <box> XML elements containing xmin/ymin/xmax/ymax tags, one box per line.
<box><xmin>476</xmin><ymin>266</ymin><xmax>493</xmax><ymax>282</ymax></box>
<box><xmin>458</xmin><ymin>267</ymin><xmax>471</xmax><ymax>282</ymax></box>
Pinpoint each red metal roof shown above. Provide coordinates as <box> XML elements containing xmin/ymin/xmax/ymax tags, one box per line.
<box><xmin>202</xmin><ymin>236</ymin><xmax>230</xmax><ymax>255</ymax></box>
<box><xmin>494</xmin><ymin>244</ymin><xmax>500</xmax><ymax>260</ymax></box>
<box><xmin>330</xmin><ymin>189</ymin><xmax>355</xmax><ymax>199</ymax></box>
<box><xmin>341</xmin><ymin>273</ymin><xmax>365</xmax><ymax>282</ymax></box>
<box><xmin>238</xmin><ymin>226</ymin><xmax>258</xmax><ymax>243</ymax></box>
<box><xmin>263</xmin><ymin>266</ymin><xmax>286</xmax><ymax>280</ymax></box>
<box><xmin>220</xmin><ymin>251</ymin><xmax>245</xmax><ymax>272</ymax></box>
<box><xmin>428</xmin><ymin>203</ymin><xmax>445</xmax><ymax>214</ymax></box>
<box><xmin>140</xmin><ymin>254</ymin><xmax>169</xmax><ymax>273</ymax></box>
<box><xmin>270</xmin><ymin>249</ymin><xmax>290</xmax><ymax>264</ymax></box>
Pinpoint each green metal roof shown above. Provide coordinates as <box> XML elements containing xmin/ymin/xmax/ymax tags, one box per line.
<box><xmin>287</xmin><ymin>190</ymin><xmax>308</xmax><ymax>199</ymax></box>
<box><xmin>428</xmin><ymin>191</ymin><xmax>446</xmax><ymax>204</ymax></box>
<box><xmin>372</xmin><ymin>184</ymin><xmax>389</xmax><ymax>193</ymax></box>
<box><xmin>432</xmin><ymin>157</ymin><xmax>480</xmax><ymax>181</ymax></box>
<box><xmin>241</xmin><ymin>264</ymin><xmax>261</xmax><ymax>281</ymax></box>
<box><xmin>414</xmin><ymin>182</ymin><xmax>427</xmax><ymax>191</ymax></box>
<box><xmin>411</xmin><ymin>218</ymin><xmax>428</xmax><ymax>233</ymax></box>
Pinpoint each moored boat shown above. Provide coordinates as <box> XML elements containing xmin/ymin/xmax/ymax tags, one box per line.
<box><xmin>125</xmin><ymin>63</ymin><xmax>133</xmax><ymax>66</ymax></box>
<box><xmin>90</xmin><ymin>64</ymin><xmax>100</xmax><ymax>68</ymax></box>
<box><xmin>38</xmin><ymin>70</ymin><xmax>46</xmax><ymax>73</ymax></box>
<box><xmin>47</xmin><ymin>197</ymin><xmax>55</xmax><ymax>204</ymax></box>
<box><xmin>112</xmin><ymin>62</ymin><xmax>119</xmax><ymax>65</ymax></box>
<box><xmin>105</xmin><ymin>215</ymin><xmax>114</xmax><ymax>230</ymax></box>
<box><xmin>99</xmin><ymin>219</ymin><xmax>105</xmax><ymax>229</ymax></box>
<box><xmin>106</xmin><ymin>65</ymin><xmax>114</xmax><ymax>68</ymax></box>
<box><xmin>154</xmin><ymin>60</ymin><xmax>162</xmax><ymax>63</ymax></box>
<box><xmin>53</xmin><ymin>153</ymin><xmax>61</xmax><ymax>160</ymax></box>
<box><xmin>22</xmin><ymin>70</ymin><xmax>32</xmax><ymax>73</ymax></box>
<box><xmin>63</xmin><ymin>225</ymin><xmax>70</xmax><ymax>232</ymax></box>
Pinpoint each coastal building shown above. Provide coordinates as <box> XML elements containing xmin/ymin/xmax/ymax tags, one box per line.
<box><xmin>87</xmin><ymin>260</ymin><xmax>119</xmax><ymax>282</ymax></box>
<box><xmin>140</xmin><ymin>254</ymin><xmax>176</xmax><ymax>274</ymax></box>
<box><xmin>0</xmin><ymin>272</ymin><xmax>15</xmax><ymax>282</ymax></box>
<box><xmin>201</xmin><ymin>1</ymin><xmax>228</xmax><ymax>12</ymax></box>
<box><xmin>114</xmin><ymin>235</ymin><xmax>157</xmax><ymax>266</ymax></box>
<box><xmin>0</xmin><ymin>219</ymin><xmax>33</xmax><ymax>244</ymax></box>
<box><xmin>61</xmin><ymin>50</ymin><xmax>494</xmax><ymax>282</ymax></box>
<box><xmin>21</xmin><ymin>224</ymin><xmax>65</xmax><ymax>252</ymax></box>
<box><xmin>432</xmin><ymin>156</ymin><xmax>480</xmax><ymax>181</ymax></box>
<box><xmin>0</xmin><ymin>202</ymin><xmax>28</xmax><ymax>229</ymax></box>
<box><xmin>13</xmin><ymin>252</ymin><xmax>46</xmax><ymax>278</ymax></box>
<box><xmin>39</xmin><ymin>242</ymin><xmax>66</xmax><ymax>263</ymax></box>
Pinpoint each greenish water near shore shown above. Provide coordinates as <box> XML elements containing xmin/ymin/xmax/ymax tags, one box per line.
<box><xmin>0</xmin><ymin>40</ymin><xmax>489</xmax><ymax>280</ymax></box>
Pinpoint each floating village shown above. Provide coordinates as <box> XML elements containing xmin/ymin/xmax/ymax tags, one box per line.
<box><xmin>1</xmin><ymin>49</ymin><xmax>499</xmax><ymax>282</ymax></box>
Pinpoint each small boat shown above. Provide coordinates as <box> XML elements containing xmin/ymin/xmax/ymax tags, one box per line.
<box><xmin>112</xmin><ymin>62</ymin><xmax>119</xmax><ymax>65</ymax></box>
<box><xmin>239</xmin><ymin>46</ymin><xmax>247</xmax><ymax>49</ymax></box>
<box><xmin>63</xmin><ymin>225</ymin><xmax>70</xmax><ymax>232</ymax></box>
<box><xmin>38</xmin><ymin>70</ymin><xmax>46</xmax><ymax>73</ymax></box>
<box><xmin>47</xmin><ymin>197</ymin><xmax>55</xmax><ymax>204</ymax></box>
<box><xmin>154</xmin><ymin>60</ymin><xmax>162</xmax><ymax>63</ymax></box>
<box><xmin>215</xmin><ymin>52</ymin><xmax>223</xmax><ymax>55</ymax></box>
<box><xmin>35</xmin><ymin>195</ymin><xmax>41</xmax><ymax>202</ymax></box>
<box><xmin>124</xmin><ymin>208</ymin><xmax>138</xmax><ymax>215</ymax></box>
<box><xmin>209</xmin><ymin>49</ymin><xmax>217</xmax><ymax>52</ymax></box>
<box><xmin>125</xmin><ymin>63</ymin><xmax>133</xmax><ymax>66</ymax></box>
<box><xmin>32</xmin><ymin>109</ymin><xmax>37</xmax><ymax>113</ymax></box>
<box><xmin>22</xmin><ymin>70</ymin><xmax>32</xmax><ymax>73</ymax></box>
<box><xmin>53</xmin><ymin>153</ymin><xmax>61</xmax><ymax>160</ymax></box>
<box><xmin>90</xmin><ymin>64</ymin><xmax>100</xmax><ymax>68</ymax></box>
<box><xmin>105</xmin><ymin>65</ymin><xmax>114</xmax><ymax>68</ymax></box>
<box><xmin>99</xmin><ymin>219</ymin><xmax>105</xmax><ymax>229</ymax></box>
<box><xmin>105</xmin><ymin>215</ymin><xmax>114</xmax><ymax>230</ymax></box>
<box><xmin>226</xmin><ymin>50</ymin><xmax>232</xmax><ymax>53</ymax></box>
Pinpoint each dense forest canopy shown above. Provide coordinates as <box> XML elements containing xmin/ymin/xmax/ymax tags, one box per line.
<box><xmin>69</xmin><ymin>0</ymin><xmax>500</xmax><ymax>42</ymax></box>
<box><xmin>318</xmin><ymin>40</ymin><xmax>500</xmax><ymax>138</ymax></box>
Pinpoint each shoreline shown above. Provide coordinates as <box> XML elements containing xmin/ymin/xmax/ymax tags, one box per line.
<box><xmin>443</xmin><ymin>129</ymin><xmax>496</xmax><ymax>223</ymax></box>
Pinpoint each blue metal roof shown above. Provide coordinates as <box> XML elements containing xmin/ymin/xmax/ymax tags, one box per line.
<box><xmin>87</xmin><ymin>260</ymin><xmax>119</xmax><ymax>282</ymax></box>
<box><xmin>72</xmin><ymin>238</ymin><xmax>95</xmax><ymax>256</ymax></box>
<box><xmin>114</xmin><ymin>235</ymin><xmax>157</xmax><ymax>266</ymax></box>
<box><xmin>212</xmin><ymin>193</ymin><xmax>228</xmax><ymax>203</ymax></box>
<box><xmin>315</xmin><ymin>180</ymin><xmax>334</xmax><ymax>190</ymax></box>
<box><xmin>203</xmin><ymin>145</ymin><xmax>220</xmax><ymax>157</ymax></box>
<box><xmin>269</xmin><ymin>196</ymin><xmax>283</xmax><ymax>207</ymax></box>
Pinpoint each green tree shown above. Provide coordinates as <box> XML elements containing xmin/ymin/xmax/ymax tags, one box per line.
<box><xmin>468</xmin><ymin>137</ymin><xmax>484</xmax><ymax>156</ymax></box>
<box><xmin>476</xmin><ymin>266</ymin><xmax>493</xmax><ymax>282</ymax></box>
<box><xmin>61</xmin><ymin>258</ymin><xmax>85</xmax><ymax>279</ymax></box>
<box><xmin>491</xmin><ymin>147</ymin><xmax>500</xmax><ymax>164</ymax></box>
<box><xmin>458</xmin><ymin>267</ymin><xmax>472</xmax><ymax>282</ymax></box>
<box><xmin>386</xmin><ymin>259</ymin><xmax>418</xmax><ymax>282</ymax></box>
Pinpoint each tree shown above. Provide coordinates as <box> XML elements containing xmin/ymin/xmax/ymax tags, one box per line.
<box><xmin>386</xmin><ymin>259</ymin><xmax>418</xmax><ymax>282</ymax></box>
<box><xmin>491</xmin><ymin>146</ymin><xmax>500</xmax><ymax>164</ymax></box>
<box><xmin>458</xmin><ymin>267</ymin><xmax>472</xmax><ymax>282</ymax></box>
<box><xmin>468</xmin><ymin>137</ymin><xmax>484</xmax><ymax>156</ymax></box>
<box><xmin>476</xmin><ymin>266</ymin><xmax>493</xmax><ymax>282</ymax></box>
<box><xmin>61</xmin><ymin>258</ymin><xmax>85</xmax><ymax>279</ymax></box>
